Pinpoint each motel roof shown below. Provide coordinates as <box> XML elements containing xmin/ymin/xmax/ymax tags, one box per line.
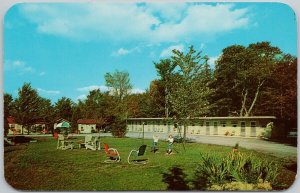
<box><xmin>127</xmin><ymin>116</ymin><xmax>276</xmax><ymax>121</ymax></box>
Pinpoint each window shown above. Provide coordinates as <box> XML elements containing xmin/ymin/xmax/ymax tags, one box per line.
<box><xmin>250</xmin><ymin>121</ymin><xmax>256</xmax><ymax>127</ymax></box>
<box><xmin>220</xmin><ymin>121</ymin><xmax>226</xmax><ymax>127</ymax></box>
<box><xmin>81</xmin><ymin>126</ymin><xmax>84</xmax><ymax>131</ymax></box>
<box><xmin>231</xmin><ymin>121</ymin><xmax>238</xmax><ymax>127</ymax></box>
<box><xmin>213</xmin><ymin>122</ymin><xmax>218</xmax><ymax>128</ymax></box>
<box><xmin>206</xmin><ymin>122</ymin><xmax>210</xmax><ymax>127</ymax></box>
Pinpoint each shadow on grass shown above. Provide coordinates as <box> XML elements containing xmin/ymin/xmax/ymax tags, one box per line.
<box><xmin>161</xmin><ymin>166</ymin><xmax>190</xmax><ymax>190</ymax></box>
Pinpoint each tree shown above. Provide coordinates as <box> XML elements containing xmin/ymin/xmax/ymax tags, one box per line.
<box><xmin>149</xmin><ymin>80</ymin><xmax>167</xmax><ymax>117</ymax></box>
<box><xmin>38</xmin><ymin>97</ymin><xmax>55</xmax><ymax>133</ymax></box>
<box><xmin>4</xmin><ymin>93</ymin><xmax>13</xmax><ymax>136</ymax></box>
<box><xmin>78</xmin><ymin>89</ymin><xmax>112</xmax><ymax>131</ymax></box>
<box><xmin>154</xmin><ymin>59</ymin><xmax>176</xmax><ymax>118</ymax></box>
<box><xmin>104</xmin><ymin>70</ymin><xmax>133</xmax><ymax>137</ymax></box>
<box><xmin>211</xmin><ymin>45</ymin><xmax>246</xmax><ymax>116</ymax></box>
<box><xmin>12</xmin><ymin>83</ymin><xmax>41</xmax><ymax>134</ymax></box>
<box><xmin>254</xmin><ymin>54</ymin><xmax>297</xmax><ymax>138</ymax></box>
<box><xmin>213</xmin><ymin>42</ymin><xmax>282</xmax><ymax>117</ymax></box>
<box><xmin>105</xmin><ymin>70</ymin><xmax>133</xmax><ymax>101</ymax></box>
<box><xmin>54</xmin><ymin>97</ymin><xmax>74</xmax><ymax>122</ymax></box>
<box><xmin>168</xmin><ymin>46</ymin><xmax>214</xmax><ymax>140</ymax></box>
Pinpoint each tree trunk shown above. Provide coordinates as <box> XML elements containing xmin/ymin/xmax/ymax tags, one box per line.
<box><xmin>165</xmin><ymin>87</ymin><xmax>169</xmax><ymax>118</ymax></box>
<box><xmin>246</xmin><ymin>80</ymin><xmax>265</xmax><ymax>116</ymax></box>
<box><xmin>240</xmin><ymin>89</ymin><xmax>248</xmax><ymax>116</ymax></box>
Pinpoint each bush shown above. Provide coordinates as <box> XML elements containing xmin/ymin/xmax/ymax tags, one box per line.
<box><xmin>262</xmin><ymin>122</ymin><xmax>273</xmax><ymax>139</ymax></box>
<box><xmin>193</xmin><ymin>153</ymin><xmax>280</xmax><ymax>190</ymax></box>
<box><xmin>111</xmin><ymin>119</ymin><xmax>127</xmax><ymax>138</ymax></box>
<box><xmin>208</xmin><ymin>180</ymin><xmax>272</xmax><ymax>191</ymax></box>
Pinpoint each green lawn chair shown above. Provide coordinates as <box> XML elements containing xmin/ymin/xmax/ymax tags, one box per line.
<box><xmin>127</xmin><ymin>145</ymin><xmax>148</xmax><ymax>165</ymax></box>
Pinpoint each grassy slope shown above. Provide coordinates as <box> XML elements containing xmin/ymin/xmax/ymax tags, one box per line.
<box><xmin>4</xmin><ymin>136</ymin><xmax>296</xmax><ymax>191</ymax></box>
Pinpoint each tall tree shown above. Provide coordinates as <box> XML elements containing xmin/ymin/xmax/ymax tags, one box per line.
<box><xmin>4</xmin><ymin>93</ymin><xmax>13</xmax><ymax>136</ymax></box>
<box><xmin>154</xmin><ymin>59</ymin><xmax>176</xmax><ymax>118</ymax></box>
<box><xmin>170</xmin><ymin>46</ymin><xmax>213</xmax><ymax>117</ymax></box>
<box><xmin>254</xmin><ymin>54</ymin><xmax>297</xmax><ymax>136</ymax></box>
<box><xmin>38</xmin><ymin>97</ymin><xmax>55</xmax><ymax>133</ymax></box>
<box><xmin>104</xmin><ymin>70</ymin><xmax>133</xmax><ymax>137</ymax></box>
<box><xmin>213</xmin><ymin>42</ymin><xmax>282</xmax><ymax>117</ymax></box>
<box><xmin>105</xmin><ymin>70</ymin><xmax>133</xmax><ymax>101</ymax></box>
<box><xmin>168</xmin><ymin>46</ymin><xmax>214</xmax><ymax>140</ymax></box>
<box><xmin>12</xmin><ymin>83</ymin><xmax>41</xmax><ymax>134</ymax></box>
<box><xmin>211</xmin><ymin>45</ymin><xmax>246</xmax><ymax>116</ymax></box>
<box><xmin>149</xmin><ymin>80</ymin><xmax>167</xmax><ymax>117</ymax></box>
<box><xmin>54</xmin><ymin>97</ymin><xmax>74</xmax><ymax>122</ymax></box>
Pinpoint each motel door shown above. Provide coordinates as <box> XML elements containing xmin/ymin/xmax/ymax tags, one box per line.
<box><xmin>206</xmin><ymin>122</ymin><xmax>210</xmax><ymax>135</ymax></box>
<box><xmin>213</xmin><ymin>122</ymin><xmax>218</xmax><ymax>135</ymax></box>
<box><xmin>240</xmin><ymin>121</ymin><xmax>246</xmax><ymax>136</ymax></box>
<box><xmin>250</xmin><ymin>121</ymin><xmax>256</xmax><ymax>137</ymax></box>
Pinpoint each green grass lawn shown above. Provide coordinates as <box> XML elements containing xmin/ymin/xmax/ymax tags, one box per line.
<box><xmin>4</xmin><ymin>136</ymin><xmax>296</xmax><ymax>191</ymax></box>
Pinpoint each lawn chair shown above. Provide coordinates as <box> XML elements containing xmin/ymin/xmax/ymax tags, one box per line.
<box><xmin>85</xmin><ymin>136</ymin><xmax>101</xmax><ymax>151</ymax></box>
<box><xmin>78</xmin><ymin>135</ymin><xmax>93</xmax><ymax>149</ymax></box>
<box><xmin>57</xmin><ymin>134</ymin><xmax>74</xmax><ymax>150</ymax></box>
<box><xmin>127</xmin><ymin>145</ymin><xmax>148</xmax><ymax>165</ymax></box>
<box><xmin>104</xmin><ymin>143</ymin><xmax>120</xmax><ymax>163</ymax></box>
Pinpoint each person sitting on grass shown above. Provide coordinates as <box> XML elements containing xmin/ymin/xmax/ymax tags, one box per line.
<box><xmin>151</xmin><ymin>134</ymin><xmax>159</xmax><ymax>153</ymax></box>
<box><xmin>166</xmin><ymin>134</ymin><xmax>174</xmax><ymax>155</ymax></box>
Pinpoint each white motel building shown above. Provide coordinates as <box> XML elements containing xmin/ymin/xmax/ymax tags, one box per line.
<box><xmin>126</xmin><ymin>116</ymin><xmax>276</xmax><ymax>138</ymax></box>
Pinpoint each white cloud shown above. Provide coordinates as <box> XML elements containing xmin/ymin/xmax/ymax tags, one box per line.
<box><xmin>76</xmin><ymin>94</ymin><xmax>87</xmax><ymax>101</ymax></box>
<box><xmin>19</xmin><ymin>3</ymin><xmax>251</xmax><ymax>43</ymax></box>
<box><xmin>208</xmin><ymin>55</ymin><xmax>220</xmax><ymax>68</ymax></box>
<box><xmin>160</xmin><ymin>44</ymin><xmax>184</xmax><ymax>58</ymax></box>
<box><xmin>77</xmin><ymin>85</ymin><xmax>109</xmax><ymax>92</ymax></box>
<box><xmin>4</xmin><ymin>60</ymin><xmax>35</xmax><ymax>74</ymax></box>
<box><xmin>113</xmin><ymin>48</ymin><xmax>130</xmax><ymax>56</ymax></box>
<box><xmin>130</xmin><ymin>88</ymin><xmax>146</xmax><ymax>94</ymax></box>
<box><xmin>37</xmin><ymin>88</ymin><xmax>60</xmax><ymax>95</ymax></box>
<box><xmin>200</xmin><ymin>43</ymin><xmax>205</xmax><ymax>50</ymax></box>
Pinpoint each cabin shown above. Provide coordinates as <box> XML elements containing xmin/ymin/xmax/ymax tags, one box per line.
<box><xmin>7</xmin><ymin>116</ymin><xmax>23</xmax><ymax>135</ymax></box>
<box><xmin>126</xmin><ymin>116</ymin><xmax>276</xmax><ymax>138</ymax></box>
<box><xmin>7</xmin><ymin>116</ymin><xmax>46</xmax><ymax>135</ymax></box>
<box><xmin>77</xmin><ymin>119</ymin><xmax>97</xmax><ymax>133</ymax></box>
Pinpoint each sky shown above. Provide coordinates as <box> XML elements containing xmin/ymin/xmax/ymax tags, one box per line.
<box><xmin>3</xmin><ymin>2</ymin><xmax>297</xmax><ymax>103</ymax></box>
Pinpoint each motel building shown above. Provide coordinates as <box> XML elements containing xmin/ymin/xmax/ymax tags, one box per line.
<box><xmin>126</xmin><ymin>116</ymin><xmax>276</xmax><ymax>139</ymax></box>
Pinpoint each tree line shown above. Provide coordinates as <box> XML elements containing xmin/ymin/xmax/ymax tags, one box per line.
<box><xmin>4</xmin><ymin>41</ymin><xmax>297</xmax><ymax>138</ymax></box>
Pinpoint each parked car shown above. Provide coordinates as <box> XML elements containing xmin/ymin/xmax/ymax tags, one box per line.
<box><xmin>287</xmin><ymin>128</ymin><xmax>297</xmax><ymax>138</ymax></box>
<box><xmin>103</xmin><ymin>126</ymin><xmax>112</xmax><ymax>133</ymax></box>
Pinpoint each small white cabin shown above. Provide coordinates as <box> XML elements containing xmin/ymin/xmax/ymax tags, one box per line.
<box><xmin>77</xmin><ymin>119</ymin><xmax>97</xmax><ymax>133</ymax></box>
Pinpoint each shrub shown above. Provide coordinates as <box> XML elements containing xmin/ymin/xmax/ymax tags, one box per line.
<box><xmin>208</xmin><ymin>180</ymin><xmax>272</xmax><ymax>191</ymax></box>
<box><xmin>111</xmin><ymin>119</ymin><xmax>127</xmax><ymax>138</ymax></box>
<box><xmin>193</xmin><ymin>153</ymin><xmax>280</xmax><ymax>190</ymax></box>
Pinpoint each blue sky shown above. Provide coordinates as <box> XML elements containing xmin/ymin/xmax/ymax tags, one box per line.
<box><xmin>4</xmin><ymin>2</ymin><xmax>297</xmax><ymax>103</ymax></box>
